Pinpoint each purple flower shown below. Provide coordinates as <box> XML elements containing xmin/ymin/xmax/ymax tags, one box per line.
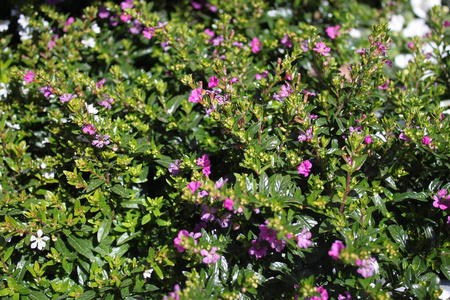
<box><xmin>273</xmin><ymin>83</ymin><xmax>293</xmax><ymax>102</ymax></box>
<box><xmin>187</xmin><ymin>181</ymin><xmax>201</xmax><ymax>194</ymax></box>
<box><xmin>129</xmin><ymin>19</ymin><xmax>142</xmax><ymax>35</ymax></box>
<box><xmin>168</xmin><ymin>159</ymin><xmax>181</xmax><ymax>176</ymax></box>
<box><xmin>214</xmin><ymin>178</ymin><xmax>228</xmax><ymax>189</ymax></box>
<box><xmin>198</xmin><ymin>190</ymin><xmax>209</xmax><ymax>198</ymax></box>
<box><xmin>82</xmin><ymin>124</ymin><xmax>96</xmax><ymax>135</ymax></box>
<box><xmin>271</xmin><ymin>238</ymin><xmax>286</xmax><ymax>252</ymax></box>
<box><xmin>328</xmin><ymin>240</ymin><xmax>346</xmax><ymax>260</ymax></box>
<box><xmin>208</xmin><ymin>76</ymin><xmax>219</xmax><ymax>88</ymax></box>
<box><xmin>378</xmin><ymin>81</ymin><xmax>389</xmax><ymax>89</ymax></box>
<box><xmin>143</xmin><ymin>27</ymin><xmax>155</xmax><ymax>39</ymax></box>
<box><xmin>313</xmin><ymin>42</ymin><xmax>331</xmax><ymax>56</ymax></box>
<box><xmin>255</xmin><ymin>71</ymin><xmax>268</xmax><ymax>80</ymax></box>
<box><xmin>200</xmin><ymin>247</ymin><xmax>220</xmax><ymax>264</ymax></box>
<box><xmin>356</xmin><ymin>257</ymin><xmax>377</xmax><ymax>278</ymax></box>
<box><xmin>98</xmin><ymin>94</ymin><xmax>113</xmax><ymax>109</ymax></box>
<box><xmin>98</xmin><ymin>6</ymin><xmax>110</xmax><ymax>19</ymax></box>
<box><xmin>39</xmin><ymin>85</ymin><xmax>53</xmax><ymax>97</ymax></box>
<box><xmin>92</xmin><ymin>134</ymin><xmax>110</xmax><ymax>148</ymax></box>
<box><xmin>212</xmin><ymin>35</ymin><xmax>224</xmax><ymax>46</ymax></box>
<box><xmin>364</xmin><ymin>135</ymin><xmax>372</xmax><ymax>144</ymax></box>
<box><xmin>223</xmin><ymin>198</ymin><xmax>234</xmax><ymax>211</ymax></box>
<box><xmin>96</xmin><ymin>78</ymin><xmax>105</xmax><ymax>88</ymax></box>
<box><xmin>281</xmin><ymin>34</ymin><xmax>292</xmax><ymax>47</ymax></box>
<box><xmin>121</xmin><ymin>0</ymin><xmax>134</xmax><ymax>10</ymax></box>
<box><xmin>385</xmin><ymin>60</ymin><xmax>393</xmax><ymax>67</ymax></box>
<box><xmin>298</xmin><ymin>160</ymin><xmax>312</xmax><ymax>177</ymax></box>
<box><xmin>259</xmin><ymin>224</ymin><xmax>278</xmax><ymax>243</ymax></box>
<box><xmin>298</xmin><ymin>128</ymin><xmax>313</xmax><ymax>142</ymax></box>
<box><xmin>60</xmin><ymin>93</ymin><xmax>77</xmax><ymax>103</ymax></box>
<box><xmin>399</xmin><ymin>131</ymin><xmax>410</xmax><ymax>142</ymax></box>
<box><xmin>338</xmin><ymin>292</ymin><xmax>352</xmax><ymax>300</ymax></box>
<box><xmin>205</xmin><ymin>28</ymin><xmax>215</xmax><ymax>38</ymax></box>
<box><xmin>356</xmin><ymin>48</ymin><xmax>367</xmax><ymax>54</ymax></box>
<box><xmin>120</xmin><ymin>13</ymin><xmax>132</xmax><ymax>23</ymax></box>
<box><xmin>326</xmin><ymin>25</ymin><xmax>341</xmax><ymax>39</ymax></box>
<box><xmin>189</xmin><ymin>87</ymin><xmax>203</xmax><ymax>103</ymax></box>
<box><xmin>422</xmin><ymin>136</ymin><xmax>431</xmax><ymax>145</ymax></box>
<box><xmin>249</xmin><ymin>240</ymin><xmax>268</xmax><ymax>258</ymax></box>
<box><xmin>200</xmin><ymin>205</ymin><xmax>217</xmax><ymax>222</ymax></box>
<box><xmin>217</xmin><ymin>212</ymin><xmax>232</xmax><ymax>228</ymax></box>
<box><xmin>251</xmin><ymin>37</ymin><xmax>262</xmax><ymax>53</ymax></box>
<box><xmin>24</xmin><ymin>71</ymin><xmax>35</xmax><ymax>84</ymax></box>
<box><xmin>296</xmin><ymin>229</ymin><xmax>312</xmax><ymax>248</ymax></box>
<box><xmin>191</xmin><ymin>1</ymin><xmax>202</xmax><ymax>9</ymax></box>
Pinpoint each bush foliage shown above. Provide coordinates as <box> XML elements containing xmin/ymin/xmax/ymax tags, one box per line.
<box><xmin>0</xmin><ymin>0</ymin><xmax>449</xmax><ymax>299</ymax></box>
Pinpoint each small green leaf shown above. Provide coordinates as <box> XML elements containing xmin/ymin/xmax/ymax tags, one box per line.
<box><xmin>97</xmin><ymin>217</ymin><xmax>112</xmax><ymax>243</ymax></box>
<box><xmin>110</xmin><ymin>185</ymin><xmax>130</xmax><ymax>198</ymax></box>
<box><xmin>77</xmin><ymin>290</ymin><xmax>96</xmax><ymax>300</ymax></box>
<box><xmin>86</xmin><ymin>179</ymin><xmax>106</xmax><ymax>193</ymax></box>
<box><xmin>67</xmin><ymin>235</ymin><xmax>95</xmax><ymax>261</ymax></box>
<box><xmin>28</xmin><ymin>291</ymin><xmax>49</xmax><ymax>300</ymax></box>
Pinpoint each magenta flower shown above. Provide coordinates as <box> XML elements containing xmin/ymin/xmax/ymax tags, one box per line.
<box><xmin>223</xmin><ymin>198</ymin><xmax>234</xmax><ymax>211</ymax></box>
<box><xmin>328</xmin><ymin>240</ymin><xmax>346</xmax><ymax>260</ymax></box>
<box><xmin>255</xmin><ymin>71</ymin><xmax>268</xmax><ymax>80</ymax></box>
<box><xmin>298</xmin><ymin>160</ymin><xmax>312</xmax><ymax>177</ymax></box>
<box><xmin>208</xmin><ymin>76</ymin><xmax>219</xmax><ymax>88</ymax></box>
<box><xmin>205</xmin><ymin>28</ymin><xmax>215</xmax><ymax>38</ymax></box>
<box><xmin>433</xmin><ymin>189</ymin><xmax>450</xmax><ymax>210</ymax></box>
<box><xmin>326</xmin><ymin>25</ymin><xmax>341</xmax><ymax>39</ymax></box>
<box><xmin>378</xmin><ymin>81</ymin><xmax>389</xmax><ymax>89</ymax></box>
<box><xmin>168</xmin><ymin>159</ymin><xmax>181</xmax><ymax>176</ymax></box>
<box><xmin>281</xmin><ymin>34</ymin><xmax>292</xmax><ymax>47</ymax></box>
<box><xmin>259</xmin><ymin>225</ymin><xmax>277</xmax><ymax>243</ymax></box>
<box><xmin>60</xmin><ymin>93</ymin><xmax>77</xmax><ymax>103</ymax></box>
<box><xmin>82</xmin><ymin>124</ymin><xmax>96</xmax><ymax>135</ymax></box>
<box><xmin>364</xmin><ymin>135</ymin><xmax>372</xmax><ymax>144</ymax></box>
<box><xmin>63</xmin><ymin>17</ymin><xmax>74</xmax><ymax>32</ymax></box>
<box><xmin>313</xmin><ymin>42</ymin><xmax>331</xmax><ymax>55</ymax></box>
<box><xmin>96</xmin><ymin>78</ymin><xmax>105</xmax><ymax>88</ymax></box>
<box><xmin>251</xmin><ymin>37</ymin><xmax>262</xmax><ymax>53</ymax></box>
<box><xmin>173</xmin><ymin>230</ymin><xmax>189</xmax><ymax>252</ymax></box>
<box><xmin>200</xmin><ymin>247</ymin><xmax>220</xmax><ymax>264</ymax></box>
<box><xmin>24</xmin><ymin>71</ymin><xmax>35</xmax><ymax>84</ymax></box>
<box><xmin>338</xmin><ymin>292</ymin><xmax>352</xmax><ymax>300</ymax></box>
<box><xmin>120</xmin><ymin>0</ymin><xmax>134</xmax><ymax>10</ymax></box>
<box><xmin>273</xmin><ymin>83</ymin><xmax>293</xmax><ymax>102</ymax></box>
<box><xmin>191</xmin><ymin>1</ymin><xmax>202</xmax><ymax>9</ymax></box>
<box><xmin>143</xmin><ymin>27</ymin><xmax>155</xmax><ymax>39</ymax></box>
<box><xmin>422</xmin><ymin>136</ymin><xmax>431</xmax><ymax>145</ymax></box>
<box><xmin>120</xmin><ymin>13</ymin><xmax>132</xmax><ymax>22</ymax></box>
<box><xmin>356</xmin><ymin>257</ymin><xmax>377</xmax><ymax>278</ymax></box>
<box><xmin>39</xmin><ymin>85</ymin><xmax>54</xmax><ymax>97</ymax></box>
<box><xmin>399</xmin><ymin>131</ymin><xmax>410</xmax><ymax>142</ymax></box>
<box><xmin>189</xmin><ymin>87</ymin><xmax>203</xmax><ymax>103</ymax></box>
<box><xmin>98</xmin><ymin>94</ymin><xmax>113</xmax><ymax>109</ymax></box>
<box><xmin>317</xmin><ymin>286</ymin><xmax>328</xmax><ymax>300</ymax></box>
<box><xmin>298</xmin><ymin>128</ymin><xmax>313</xmax><ymax>142</ymax></box>
<box><xmin>187</xmin><ymin>181</ymin><xmax>201</xmax><ymax>194</ymax></box>
<box><xmin>92</xmin><ymin>134</ymin><xmax>110</xmax><ymax>148</ymax></box>
<box><xmin>296</xmin><ymin>229</ymin><xmax>312</xmax><ymax>248</ymax></box>
<box><xmin>249</xmin><ymin>240</ymin><xmax>268</xmax><ymax>258</ymax></box>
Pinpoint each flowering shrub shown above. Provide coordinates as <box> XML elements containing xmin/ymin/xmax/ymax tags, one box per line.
<box><xmin>0</xmin><ymin>0</ymin><xmax>449</xmax><ymax>299</ymax></box>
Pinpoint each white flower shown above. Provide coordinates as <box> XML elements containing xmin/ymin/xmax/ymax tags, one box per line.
<box><xmin>388</xmin><ymin>15</ymin><xmax>405</xmax><ymax>32</ymax></box>
<box><xmin>0</xmin><ymin>20</ymin><xmax>10</xmax><ymax>32</ymax></box>
<box><xmin>81</xmin><ymin>37</ymin><xmax>96</xmax><ymax>48</ymax></box>
<box><xmin>410</xmin><ymin>0</ymin><xmax>441</xmax><ymax>19</ymax></box>
<box><xmin>349</xmin><ymin>28</ymin><xmax>361</xmax><ymax>39</ymax></box>
<box><xmin>18</xmin><ymin>14</ymin><xmax>29</xmax><ymax>28</ymax></box>
<box><xmin>403</xmin><ymin>19</ymin><xmax>430</xmax><ymax>37</ymax></box>
<box><xmin>91</xmin><ymin>23</ymin><xmax>101</xmax><ymax>34</ymax></box>
<box><xmin>0</xmin><ymin>82</ymin><xmax>8</xmax><ymax>99</ymax></box>
<box><xmin>395</xmin><ymin>54</ymin><xmax>414</xmax><ymax>68</ymax></box>
<box><xmin>143</xmin><ymin>269</ymin><xmax>153</xmax><ymax>279</ymax></box>
<box><xmin>30</xmin><ymin>229</ymin><xmax>50</xmax><ymax>250</ymax></box>
<box><xmin>86</xmin><ymin>104</ymin><xmax>98</xmax><ymax>114</ymax></box>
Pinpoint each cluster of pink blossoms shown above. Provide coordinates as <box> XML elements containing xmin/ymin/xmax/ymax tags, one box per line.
<box><xmin>356</xmin><ymin>257</ymin><xmax>378</xmax><ymax>278</ymax></box>
<box><xmin>197</xmin><ymin>154</ymin><xmax>211</xmax><ymax>176</ymax></box>
<box><xmin>313</xmin><ymin>42</ymin><xmax>331</xmax><ymax>56</ymax></box>
<box><xmin>298</xmin><ymin>160</ymin><xmax>312</xmax><ymax>177</ymax></box>
<box><xmin>328</xmin><ymin>240</ymin><xmax>346</xmax><ymax>260</ymax></box>
<box><xmin>433</xmin><ymin>189</ymin><xmax>450</xmax><ymax>210</ymax></box>
<box><xmin>173</xmin><ymin>229</ymin><xmax>201</xmax><ymax>253</ymax></box>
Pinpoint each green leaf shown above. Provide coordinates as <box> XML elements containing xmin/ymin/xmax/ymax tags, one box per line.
<box><xmin>392</xmin><ymin>192</ymin><xmax>427</xmax><ymax>202</ymax></box>
<box><xmin>388</xmin><ymin>225</ymin><xmax>408</xmax><ymax>252</ymax></box>
<box><xmin>261</xmin><ymin>136</ymin><xmax>279</xmax><ymax>150</ymax></box>
<box><xmin>97</xmin><ymin>217</ymin><xmax>112</xmax><ymax>243</ymax></box>
<box><xmin>167</xmin><ymin>95</ymin><xmax>184</xmax><ymax>114</ymax></box>
<box><xmin>352</xmin><ymin>154</ymin><xmax>367</xmax><ymax>172</ymax></box>
<box><xmin>110</xmin><ymin>185</ymin><xmax>130</xmax><ymax>198</ymax></box>
<box><xmin>77</xmin><ymin>290</ymin><xmax>96</xmax><ymax>300</ymax></box>
<box><xmin>428</xmin><ymin>179</ymin><xmax>441</xmax><ymax>192</ymax></box>
<box><xmin>67</xmin><ymin>235</ymin><xmax>95</xmax><ymax>261</ymax></box>
<box><xmin>86</xmin><ymin>179</ymin><xmax>106</xmax><ymax>193</ymax></box>
<box><xmin>28</xmin><ymin>291</ymin><xmax>49</xmax><ymax>300</ymax></box>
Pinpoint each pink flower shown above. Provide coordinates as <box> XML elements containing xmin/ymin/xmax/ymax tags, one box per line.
<box><xmin>223</xmin><ymin>198</ymin><xmax>234</xmax><ymax>211</ymax></box>
<box><xmin>328</xmin><ymin>240</ymin><xmax>346</xmax><ymax>260</ymax></box>
<box><xmin>168</xmin><ymin>159</ymin><xmax>181</xmax><ymax>176</ymax></box>
<box><xmin>200</xmin><ymin>247</ymin><xmax>220</xmax><ymax>264</ymax></box>
<box><xmin>121</xmin><ymin>0</ymin><xmax>134</xmax><ymax>10</ymax></box>
<box><xmin>191</xmin><ymin>1</ymin><xmax>202</xmax><ymax>9</ymax></box>
<box><xmin>200</xmin><ymin>205</ymin><xmax>217</xmax><ymax>222</ymax></box>
<box><xmin>408</xmin><ymin>42</ymin><xmax>414</xmax><ymax>50</ymax></box>
<box><xmin>24</xmin><ymin>71</ymin><xmax>35</xmax><ymax>84</ymax></box>
<box><xmin>63</xmin><ymin>17</ymin><xmax>74</xmax><ymax>32</ymax></box>
<box><xmin>251</xmin><ymin>37</ymin><xmax>262</xmax><ymax>53</ymax></box>
<box><xmin>143</xmin><ymin>27</ymin><xmax>155</xmax><ymax>39</ymax></box>
<box><xmin>313</xmin><ymin>42</ymin><xmax>331</xmax><ymax>55</ymax></box>
<box><xmin>208</xmin><ymin>76</ymin><xmax>219</xmax><ymax>88</ymax></box>
<box><xmin>338</xmin><ymin>292</ymin><xmax>352</xmax><ymax>300</ymax></box>
<box><xmin>205</xmin><ymin>28</ymin><xmax>215</xmax><ymax>38</ymax></box>
<box><xmin>433</xmin><ymin>189</ymin><xmax>450</xmax><ymax>210</ymax></box>
<box><xmin>298</xmin><ymin>160</ymin><xmax>312</xmax><ymax>177</ymax></box>
<box><xmin>249</xmin><ymin>240</ymin><xmax>268</xmax><ymax>258</ymax></box>
<box><xmin>187</xmin><ymin>181</ymin><xmax>201</xmax><ymax>194</ymax></box>
<box><xmin>296</xmin><ymin>229</ymin><xmax>312</xmax><ymax>248</ymax></box>
<box><xmin>422</xmin><ymin>136</ymin><xmax>431</xmax><ymax>145</ymax></box>
<box><xmin>317</xmin><ymin>286</ymin><xmax>328</xmax><ymax>300</ymax></box>
<box><xmin>281</xmin><ymin>34</ymin><xmax>292</xmax><ymax>47</ymax></box>
<box><xmin>399</xmin><ymin>131</ymin><xmax>410</xmax><ymax>142</ymax></box>
<box><xmin>98</xmin><ymin>6</ymin><xmax>110</xmax><ymax>19</ymax></box>
<box><xmin>120</xmin><ymin>13</ymin><xmax>132</xmax><ymax>23</ymax></box>
<box><xmin>39</xmin><ymin>85</ymin><xmax>53</xmax><ymax>97</ymax></box>
<box><xmin>173</xmin><ymin>230</ymin><xmax>189</xmax><ymax>252</ymax></box>
<box><xmin>364</xmin><ymin>135</ymin><xmax>372</xmax><ymax>144</ymax></box>
<box><xmin>60</xmin><ymin>93</ymin><xmax>77</xmax><ymax>103</ymax></box>
<box><xmin>215</xmin><ymin>178</ymin><xmax>228</xmax><ymax>189</ymax></box>
<box><xmin>255</xmin><ymin>71</ymin><xmax>268</xmax><ymax>80</ymax></box>
<box><xmin>98</xmin><ymin>94</ymin><xmax>113</xmax><ymax>109</ymax></box>
<box><xmin>378</xmin><ymin>81</ymin><xmax>389</xmax><ymax>89</ymax></box>
<box><xmin>326</xmin><ymin>25</ymin><xmax>341</xmax><ymax>39</ymax></box>
<box><xmin>92</xmin><ymin>134</ymin><xmax>110</xmax><ymax>148</ymax></box>
<box><xmin>356</xmin><ymin>257</ymin><xmax>377</xmax><ymax>278</ymax></box>
<box><xmin>82</xmin><ymin>124</ymin><xmax>96</xmax><ymax>135</ymax></box>
<box><xmin>96</xmin><ymin>78</ymin><xmax>105</xmax><ymax>88</ymax></box>
<box><xmin>189</xmin><ymin>87</ymin><xmax>203</xmax><ymax>103</ymax></box>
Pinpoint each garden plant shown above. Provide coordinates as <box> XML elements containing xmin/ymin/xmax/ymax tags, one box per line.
<box><xmin>0</xmin><ymin>0</ymin><xmax>449</xmax><ymax>299</ymax></box>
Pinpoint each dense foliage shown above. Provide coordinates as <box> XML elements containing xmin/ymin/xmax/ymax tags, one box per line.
<box><xmin>0</xmin><ymin>0</ymin><xmax>449</xmax><ymax>299</ymax></box>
